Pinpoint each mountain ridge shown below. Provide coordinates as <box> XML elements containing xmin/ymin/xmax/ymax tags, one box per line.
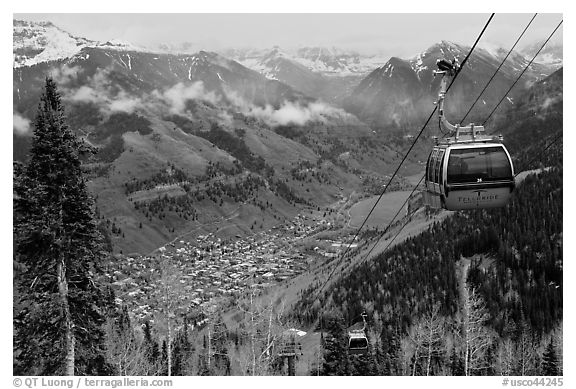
<box><xmin>344</xmin><ymin>40</ymin><xmax>560</xmax><ymax>131</ymax></box>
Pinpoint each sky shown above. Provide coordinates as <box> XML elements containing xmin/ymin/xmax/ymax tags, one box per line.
<box><xmin>14</xmin><ymin>13</ymin><xmax>563</xmax><ymax>58</ymax></box>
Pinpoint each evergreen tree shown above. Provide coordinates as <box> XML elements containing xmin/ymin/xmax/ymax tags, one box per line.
<box><xmin>321</xmin><ymin>334</ymin><xmax>348</xmax><ymax>375</ymax></box>
<box><xmin>319</xmin><ymin>311</ymin><xmax>349</xmax><ymax>375</ymax></box>
<box><xmin>382</xmin><ymin>326</ymin><xmax>401</xmax><ymax>375</ymax></box>
<box><xmin>541</xmin><ymin>338</ymin><xmax>559</xmax><ymax>376</ymax></box>
<box><xmin>104</xmin><ymin>306</ymin><xmax>153</xmax><ymax>375</ymax></box>
<box><xmin>143</xmin><ymin>320</ymin><xmax>160</xmax><ymax>366</ymax></box>
<box><xmin>197</xmin><ymin>335</ymin><xmax>212</xmax><ymax>376</ymax></box>
<box><xmin>349</xmin><ymin>350</ymin><xmax>378</xmax><ymax>376</ymax></box>
<box><xmin>450</xmin><ymin>346</ymin><xmax>464</xmax><ymax>376</ymax></box>
<box><xmin>172</xmin><ymin>320</ymin><xmax>193</xmax><ymax>375</ymax></box>
<box><xmin>14</xmin><ymin>77</ymin><xmax>110</xmax><ymax>375</ymax></box>
<box><xmin>211</xmin><ymin>314</ymin><xmax>231</xmax><ymax>375</ymax></box>
<box><xmin>160</xmin><ymin>340</ymin><xmax>168</xmax><ymax>375</ymax></box>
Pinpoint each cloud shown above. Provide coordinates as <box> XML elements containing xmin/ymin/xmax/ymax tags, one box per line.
<box><xmin>50</xmin><ymin>65</ymin><xmax>83</xmax><ymax>85</ymax></box>
<box><xmin>64</xmin><ymin>69</ymin><xmax>144</xmax><ymax>115</ymax></box>
<box><xmin>58</xmin><ymin>66</ymin><xmax>350</xmax><ymax>129</ymax></box>
<box><xmin>69</xmin><ymin>85</ymin><xmax>104</xmax><ymax>104</ymax></box>
<box><xmin>542</xmin><ymin>94</ymin><xmax>562</xmax><ymax>110</ymax></box>
<box><xmin>391</xmin><ymin>113</ymin><xmax>401</xmax><ymax>127</ymax></box>
<box><xmin>524</xmin><ymin>79</ymin><xmax>536</xmax><ymax>89</ymax></box>
<box><xmin>225</xmin><ymin>89</ymin><xmax>350</xmax><ymax>127</ymax></box>
<box><xmin>13</xmin><ymin>112</ymin><xmax>31</xmax><ymax>135</ymax></box>
<box><xmin>65</xmin><ymin>68</ymin><xmax>110</xmax><ymax>106</ymax></box>
<box><xmin>109</xmin><ymin>91</ymin><xmax>143</xmax><ymax>114</ymax></box>
<box><xmin>156</xmin><ymin>81</ymin><xmax>220</xmax><ymax>114</ymax></box>
<box><xmin>218</xmin><ymin>111</ymin><xmax>233</xmax><ymax>126</ymax></box>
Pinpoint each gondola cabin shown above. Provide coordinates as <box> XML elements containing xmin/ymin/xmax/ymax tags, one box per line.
<box><xmin>348</xmin><ymin>331</ymin><xmax>369</xmax><ymax>355</ymax></box>
<box><xmin>423</xmin><ymin>58</ymin><xmax>516</xmax><ymax>210</ymax></box>
<box><xmin>424</xmin><ymin>136</ymin><xmax>515</xmax><ymax>210</ymax></box>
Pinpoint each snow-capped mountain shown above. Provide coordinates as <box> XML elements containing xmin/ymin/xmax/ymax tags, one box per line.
<box><xmin>224</xmin><ymin>46</ymin><xmax>388</xmax><ymax>105</ymax></box>
<box><xmin>96</xmin><ymin>39</ymin><xmax>151</xmax><ymax>53</ymax></box>
<box><xmin>13</xmin><ymin>20</ymin><xmax>96</xmax><ymax>67</ymax></box>
<box><xmin>520</xmin><ymin>40</ymin><xmax>563</xmax><ymax>70</ymax></box>
<box><xmin>11</xmin><ymin>19</ymin><xmax>398</xmax><ymax>253</ymax></box>
<box><xmin>227</xmin><ymin>46</ymin><xmax>326</xmax><ymax>98</ymax></box>
<box><xmin>345</xmin><ymin>40</ymin><xmax>560</xmax><ymax>130</ymax></box>
<box><xmin>294</xmin><ymin>46</ymin><xmax>388</xmax><ymax>76</ymax></box>
<box><xmin>229</xmin><ymin>46</ymin><xmax>388</xmax><ymax>78</ymax></box>
<box><xmin>14</xmin><ymin>46</ymin><xmax>309</xmax><ymax>122</ymax></box>
<box><xmin>13</xmin><ymin>19</ymin><xmax>154</xmax><ymax>68</ymax></box>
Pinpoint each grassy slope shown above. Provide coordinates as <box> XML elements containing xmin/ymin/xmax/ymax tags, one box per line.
<box><xmin>88</xmin><ymin>116</ymin><xmax>314</xmax><ymax>253</ymax></box>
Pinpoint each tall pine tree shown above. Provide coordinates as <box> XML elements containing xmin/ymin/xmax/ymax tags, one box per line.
<box><xmin>541</xmin><ymin>338</ymin><xmax>559</xmax><ymax>376</ymax></box>
<box><xmin>14</xmin><ymin>77</ymin><xmax>110</xmax><ymax>375</ymax></box>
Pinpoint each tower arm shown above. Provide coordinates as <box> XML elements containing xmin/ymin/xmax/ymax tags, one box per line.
<box><xmin>436</xmin><ymin>74</ymin><xmax>459</xmax><ymax>134</ymax></box>
<box><xmin>435</xmin><ymin>59</ymin><xmax>459</xmax><ymax>135</ymax></box>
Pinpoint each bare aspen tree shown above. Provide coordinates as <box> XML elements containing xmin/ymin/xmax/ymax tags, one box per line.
<box><xmin>554</xmin><ymin>321</ymin><xmax>563</xmax><ymax>375</ymax></box>
<box><xmin>421</xmin><ymin>305</ymin><xmax>446</xmax><ymax>376</ymax></box>
<box><xmin>232</xmin><ymin>291</ymin><xmax>288</xmax><ymax>375</ymax></box>
<box><xmin>201</xmin><ymin>309</ymin><xmax>231</xmax><ymax>375</ymax></box>
<box><xmin>207</xmin><ymin>329</ymin><xmax>212</xmax><ymax>372</ymax></box>
<box><xmin>104</xmin><ymin>317</ymin><xmax>160</xmax><ymax>375</ymax></box>
<box><xmin>399</xmin><ymin>337</ymin><xmax>414</xmax><ymax>375</ymax></box>
<box><xmin>496</xmin><ymin>338</ymin><xmax>515</xmax><ymax>376</ymax></box>
<box><xmin>407</xmin><ymin>321</ymin><xmax>424</xmax><ymax>376</ymax></box>
<box><xmin>462</xmin><ymin>287</ymin><xmax>494</xmax><ymax>376</ymax></box>
<box><xmin>515</xmin><ymin>315</ymin><xmax>538</xmax><ymax>375</ymax></box>
<box><xmin>406</xmin><ymin>304</ymin><xmax>446</xmax><ymax>376</ymax></box>
<box><xmin>156</xmin><ymin>255</ymin><xmax>185</xmax><ymax>376</ymax></box>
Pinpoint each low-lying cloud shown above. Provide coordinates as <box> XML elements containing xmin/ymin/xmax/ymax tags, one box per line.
<box><xmin>108</xmin><ymin>91</ymin><xmax>143</xmax><ymax>114</ymax></box>
<box><xmin>225</xmin><ymin>89</ymin><xmax>350</xmax><ymax>127</ymax></box>
<box><xmin>65</xmin><ymin>68</ymin><xmax>143</xmax><ymax>115</ymax></box>
<box><xmin>65</xmin><ymin>68</ymin><xmax>111</xmax><ymax>106</ymax></box>
<box><xmin>64</xmin><ymin>70</ymin><xmax>222</xmax><ymax>119</ymax></box>
<box><xmin>154</xmin><ymin>82</ymin><xmax>220</xmax><ymax>114</ymax></box>
<box><xmin>57</xmin><ymin>66</ymin><xmax>351</xmax><ymax>129</ymax></box>
<box><xmin>542</xmin><ymin>94</ymin><xmax>562</xmax><ymax>110</ymax></box>
<box><xmin>50</xmin><ymin>65</ymin><xmax>83</xmax><ymax>85</ymax></box>
<box><xmin>69</xmin><ymin>85</ymin><xmax>105</xmax><ymax>105</ymax></box>
<box><xmin>13</xmin><ymin>112</ymin><xmax>32</xmax><ymax>135</ymax></box>
<box><xmin>257</xmin><ymin>101</ymin><xmax>343</xmax><ymax>126</ymax></box>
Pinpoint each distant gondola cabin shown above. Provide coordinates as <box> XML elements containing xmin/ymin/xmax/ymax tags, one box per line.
<box><xmin>348</xmin><ymin>331</ymin><xmax>369</xmax><ymax>355</ymax></box>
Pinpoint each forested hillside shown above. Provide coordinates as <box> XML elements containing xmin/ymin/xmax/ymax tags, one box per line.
<box><xmin>292</xmin><ymin>144</ymin><xmax>562</xmax><ymax>375</ymax></box>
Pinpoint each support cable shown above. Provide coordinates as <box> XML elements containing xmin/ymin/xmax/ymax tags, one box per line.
<box><xmin>307</xmin><ymin>13</ymin><xmax>495</xmax><ymax>305</ymax></box>
<box><xmin>339</xmin><ymin>17</ymin><xmax>564</xmax><ymax>284</ymax></box>
<box><xmin>460</xmin><ymin>13</ymin><xmax>538</xmax><ymax>124</ymax></box>
<box><xmin>483</xmin><ymin>20</ymin><xmax>563</xmax><ymax>126</ymax></box>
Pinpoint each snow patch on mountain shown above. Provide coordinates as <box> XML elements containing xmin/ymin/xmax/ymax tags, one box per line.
<box><xmin>520</xmin><ymin>40</ymin><xmax>563</xmax><ymax>68</ymax></box>
<box><xmin>534</xmin><ymin>52</ymin><xmax>561</xmax><ymax>66</ymax></box>
<box><xmin>13</xmin><ymin>20</ymin><xmax>95</xmax><ymax>67</ymax></box>
<box><xmin>230</xmin><ymin>46</ymin><xmax>388</xmax><ymax>77</ymax></box>
<box><xmin>13</xmin><ymin>19</ymin><xmax>155</xmax><ymax>68</ymax></box>
<box><xmin>478</xmin><ymin>41</ymin><xmax>505</xmax><ymax>59</ymax></box>
<box><xmin>97</xmin><ymin>39</ymin><xmax>150</xmax><ymax>53</ymax></box>
<box><xmin>409</xmin><ymin>53</ymin><xmax>429</xmax><ymax>80</ymax></box>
